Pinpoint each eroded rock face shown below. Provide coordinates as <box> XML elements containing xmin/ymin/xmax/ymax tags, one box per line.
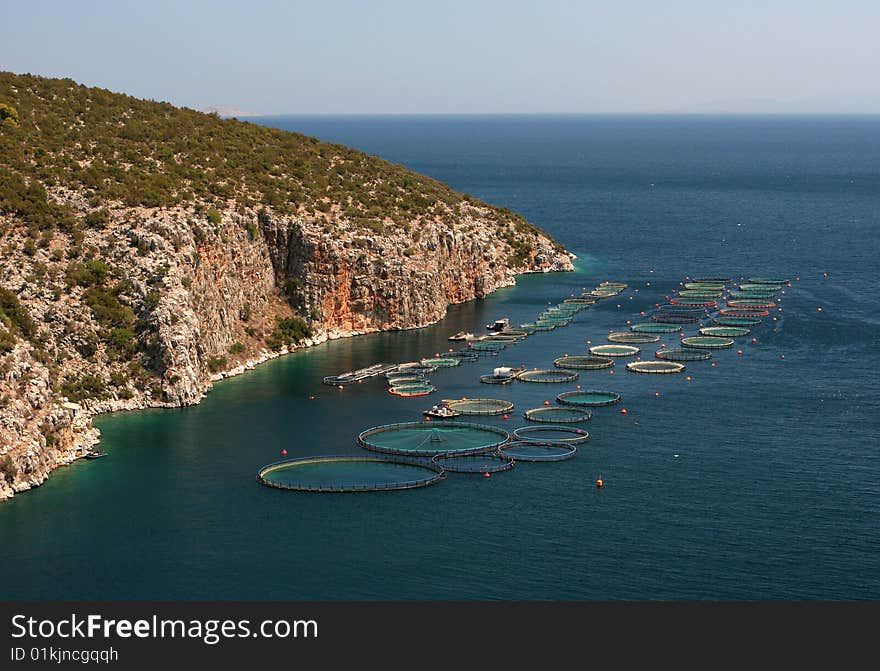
<box><xmin>0</xmin><ymin>199</ymin><xmax>573</xmax><ymax>500</ymax></box>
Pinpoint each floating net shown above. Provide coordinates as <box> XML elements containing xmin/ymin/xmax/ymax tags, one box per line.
<box><xmin>590</xmin><ymin>290</ymin><xmax>620</xmax><ymax>298</ymax></box>
<box><xmin>483</xmin><ymin>335</ymin><xmax>519</xmax><ymax>345</ymax></box>
<box><xmin>480</xmin><ymin>374</ymin><xmax>514</xmax><ymax>385</ymax></box>
<box><xmin>358</xmin><ymin>421</ymin><xmax>509</xmax><ymax>457</ymax></box>
<box><xmin>440</xmin><ymin>350</ymin><xmax>479</xmax><ymax>362</ymax></box>
<box><xmin>499</xmin><ymin>329</ymin><xmax>529</xmax><ymax>338</ymax></box>
<box><xmin>397</xmin><ymin>363</ymin><xmax>436</xmax><ymax>375</ymax></box>
<box><xmin>626</xmin><ymin>360</ymin><xmax>686</xmax><ymax>374</ymax></box>
<box><xmin>608</xmin><ymin>332</ymin><xmax>660</xmax><ymax>344</ymax></box>
<box><xmin>557</xmin><ymin>390</ymin><xmax>621</xmax><ymax>407</ymax></box>
<box><xmin>681</xmin><ymin>336</ymin><xmax>735</xmax><ymax>349</ymax></box>
<box><xmin>670</xmin><ymin>297</ymin><xmax>717</xmax><ymax>308</ymax></box>
<box><xmin>719</xmin><ymin>308</ymin><xmax>770</xmax><ymax>318</ymax></box>
<box><xmin>686</xmin><ymin>282</ymin><xmax>726</xmax><ymax>290</ymax></box>
<box><xmin>420</xmin><ymin>357</ymin><xmax>461</xmax><ymax>368</ymax></box>
<box><xmin>512</xmin><ymin>425</ymin><xmax>591</xmax><ymax>443</ymax></box>
<box><xmin>739</xmin><ymin>283</ymin><xmax>783</xmax><ymax>292</ymax></box>
<box><xmin>632</xmin><ymin>322</ymin><xmax>681</xmax><ymax>334</ymax></box>
<box><xmin>655</xmin><ymin>348</ymin><xmax>712</xmax><ymax>362</ymax></box>
<box><xmin>523</xmin><ymin>406</ymin><xmax>592</xmax><ymax>423</ymax></box>
<box><xmin>444</xmin><ymin>397</ymin><xmax>514</xmax><ymax>416</ymax></box>
<box><xmin>748</xmin><ymin>277</ymin><xmax>789</xmax><ymax>285</ymax></box>
<box><xmin>651</xmin><ymin>314</ymin><xmax>700</xmax><ymax>324</ymax></box>
<box><xmin>713</xmin><ymin>316</ymin><xmax>762</xmax><ymax>326</ymax></box>
<box><xmin>726</xmin><ymin>299</ymin><xmax>776</xmax><ymax>309</ymax></box>
<box><xmin>468</xmin><ymin>340</ymin><xmax>508</xmax><ymax>352</ymax></box>
<box><xmin>599</xmin><ymin>281</ymin><xmax>628</xmax><ymax>289</ymax></box>
<box><xmin>389</xmin><ymin>382</ymin><xmax>436</xmax><ymax>397</ymax></box>
<box><xmin>257</xmin><ymin>456</ymin><xmax>445</xmax><ymax>492</ymax></box>
<box><xmin>431</xmin><ymin>452</ymin><xmax>515</xmax><ymax>474</ymax></box>
<box><xmin>678</xmin><ymin>290</ymin><xmax>723</xmax><ymax>299</ymax></box>
<box><xmin>501</xmin><ymin>441</ymin><xmax>578</xmax><ymax>462</ymax></box>
<box><xmin>692</xmin><ymin>277</ymin><xmax>731</xmax><ymax>283</ymax></box>
<box><xmin>386</xmin><ymin>376</ymin><xmax>429</xmax><ymax>386</ymax></box>
<box><xmin>517</xmin><ymin>323</ymin><xmax>539</xmax><ymax>334</ymax></box>
<box><xmin>531</xmin><ymin>321</ymin><xmax>558</xmax><ymax>331</ymax></box>
<box><xmin>564</xmin><ymin>298</ymin><xmax>595</xmax><ymax>306</ymax></box>
<box><xmin>588</xmin><ymin>344</ymin><xmax>640</xmax><ymax>357</ymax></box>
<box><xmin>699</xmin><ymin>326</ymin><xmax>751</xmax><ymax>337</ymax></box>
<box><xmin>553</xmin><ymin>355</ymin><xmax>614</xmax><ymax>370</ymax></box>
<box><xmin>729</xmin><ymin>291</ymin><xmax>777</xmax><ymax>300</ymax></box>
<box><xmin>517</xmin><ymin>369</ymin><xmax>580</xmax><ymax>383</ymax></box>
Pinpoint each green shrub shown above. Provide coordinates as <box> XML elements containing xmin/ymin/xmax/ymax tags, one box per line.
<box><xmin>206</xmin><ymin>355</ymin><xmax>227</xmax><ymax>372</ymax></box>
<box><xmin>206</xmin><ymin>208</ymin><xmax>222</xmax><ymax>224</ymax></box>
<box><xmin>58</xmin><ymin>374</ymin><xmax>107</xmax><ymax>402</ymax></box>
<box><xmin>228</xmin><ymin>342</ymin><xmax>245</xmax><ymax>355</ymax></box>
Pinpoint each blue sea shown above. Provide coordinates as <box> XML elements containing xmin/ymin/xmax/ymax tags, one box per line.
<box><xmin>1</xmin><ymin>116</ymin><xmax>878</xmax><ymax>600</ymax></box>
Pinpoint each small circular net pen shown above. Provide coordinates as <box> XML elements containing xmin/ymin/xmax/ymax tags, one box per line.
<box><xmin>680</xmin><ymin>336</ymin><xmax>735</xmax><ymax>350</ymax></box>
<box><xmin>670</xmin><ymin>297</ymin><xmax>718</xmax><ymax>307</ymax></box>
<box><xmin>626</xmin><ymin>361</ymin><xmax>686</xmax><ymax>374</ymax></box>
<box><xmin>512</xmin><ymin>425</ymin><xmax>591</xmax><ymax>444</ymax></box>
<box><xmin>483</xmin><ymin>335</ymin><xmax>520</xmax><ymax>345</ymax></box>
<box><xmin>748</xmin><ymin>277</ymin><xmax>789</xmax><ymax>285</ymax></box>
<box><xmin>686</xmin><ymin>281</ymin><xmax>728</xmax><ymax>290</ymax></box>
<box><xmin>523</xmin><ymin>406</ymin><xmax>592</xmax><ymax>423</ymax></box>
<box><xmin>389</xmin><ymin>382</ymin><xmax>437</xmax><ymax>397</ymax></box>
<box><xmin>739</xmin><ymin>283</ymin><xmax>784</xmax><ymax>292</ymax></box>
<box><xmin>257</xmin><ymin>456</ymin><xmax>445</xmax><ymax>493</ymax></box>
<box><xmin>588</xmin><ymin>344</ymin><xmax>640</xmax><ymax>357</ymax></box>
<box><xmin>692</xmin><ymin>277</ymin><xmax>731</xmax><ymax>283</ymax></box>
<box><xmin>517</xmin><ymin>323</ymin><xmax>539</xmax><ymax>334</ymax></box>
<box><xmin>719</xmin><ymin>308</ymin><xmax>770</xmax><ymax>318</ymax></box>
<box><xmin>431</xmin><ymin>452</ymin><xmax>515</xmax><ymax>474</ymax></box>
<box><xmin>499</xmin><ymin>329</ymin><xmax>530</xmax><ymax>338</ymax></box>
<box><xmin>651</xmin><ymin>314</ymin><xmax>700</xmax><ymax>324</ymax></box>
<box><xmin>729</xmin><ymin>291</ymin><xmax>777</xmax><ymax>300</ymax></box>
<box><xmin>420</xmin><ymin>357</ymin><xmax>461</xmax><ymax>368</ymax></box>
<box><xmin>563</xmin><ymin>298</ymin><xmax>596</xmax><ymax>306</ymax></box>
<box><xmin>440</xmin><ymin>350</ymin><xmax>480</xmax><ymax>362</ymax></box>
<box><xmin>557</xmin><ymin>390</ymin><xmax>621</xmax><ymax>407</ymax></box>
<box><xmin>608</xmin><ymin>332</ymin><xmax>660</xmax><ymax>344</ymax></box>
<box><xmin>395</xmin><ymin>364</ymin><xmax>436</xmax><ymax>375</ymax></box>
<box><xmin>480</xmin><ymin>374</ymin><xmax>514</xmax><ymax>385</ymax></box>
<box><xmin>677</xmin><ymin>289</ymin><xmax>723</xmax><ymax>298</ymax></box>
<box><xmin>713</xmin><ymin>316</ymin><xmax>762</xmax><ymax>327</ymax></box>
<box><xmin>358</xmin><ymin>421</ymin><xmax>510</xmax><ymax>457</ymax></box>
<box><xmin>517</xmin><ymin>369</ymin><xmax>580</xmax><ymax>383</ymax></box>
<box><xmin>443</xmin><ymin>397</ymin><xmax>515</xmax><ymax>416</ymax></box>
<box><xmin>468</xmin><ymin>340</ymin><xmax>509</xmax><ymax>353</ymax></box>
<box><xmin>501</xmin><ymin>440</ymin><xmax>578</xmax><ymax>462</ymax></box>
<box><xmin>726</xmin><ymin>299</ymin><xmax>777</xmax><ymax>309</ymax></box>
<box><xmin>553</xmin><ymin>355</ymin><xmax>614</xmax><ymax>370</ymax></box>
<box><xmin>699</xmin><ymin>326</ymin><xmax>751</xmax><ymax>338</ymax></box>
<box><xmin>655</xmin><ymin>348</ymin><xmax>712</xmax><ymax>362</ymax></box>
<box><xmin>386</xmin><ymin>376</ymin><xmax>429</xmax><ymax>386</ymax></box>
<box><xmin>631</xmin><ymin>322</ymin><xmax>681</xmax><ymax>334</ymax></box>
<box><xmin>599</xmin><ymin>281</ymin><xmax>628</xmax><ymax>289</ymax></box>
<box><xmin>531</xmin><ymin>321</ymin><xmax>558</xmax><ymax>331</ymax></box>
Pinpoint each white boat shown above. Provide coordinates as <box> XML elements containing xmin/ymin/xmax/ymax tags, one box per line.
<box><xmin>486</xmin><ymin>317</ymin><xmax>510</xmax><ymax>332</ymax></box>
<box><xmin>448</xmin><ymin>330</ymin><xmax>475</xmax><ymax>341</ymax></box>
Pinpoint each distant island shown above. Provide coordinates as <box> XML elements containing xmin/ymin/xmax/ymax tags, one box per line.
<box><xmin>0</xmin><ymin>71</ymin><xmax>573</xmax><ymax>500</ymax></box>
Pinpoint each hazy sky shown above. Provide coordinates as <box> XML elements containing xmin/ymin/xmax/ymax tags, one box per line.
<box><xmin>2</xmin><ymin>0</ymin><xmax>878</xmax><ymax>114</ymax></box>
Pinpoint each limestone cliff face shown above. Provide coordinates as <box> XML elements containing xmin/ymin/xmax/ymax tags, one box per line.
<box><xmin>0</xmin><ymin>198</ymin><xmax>572</xmax><ymax>500</ymax></box>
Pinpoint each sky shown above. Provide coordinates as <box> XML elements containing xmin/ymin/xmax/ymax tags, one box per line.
<box><xmin>2</xmin><ymin>0</ymin><xmax>878</xmax><ymax>114</ymax></box>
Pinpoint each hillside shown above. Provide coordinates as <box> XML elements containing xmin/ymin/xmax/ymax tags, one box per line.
<box><xmin>0</xmin><ymin>72</ymin><xmax>573</xmax><ymax>499</ymax></box>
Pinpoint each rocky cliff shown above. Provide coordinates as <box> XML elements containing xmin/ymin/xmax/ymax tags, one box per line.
<box><xmin>0</xmin><ymin>72</ymin><xmax>573</xmax><ymax>500</ymax></box>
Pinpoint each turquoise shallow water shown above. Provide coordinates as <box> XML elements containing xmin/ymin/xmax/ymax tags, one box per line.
<box><xmin>1</xmin><ymin>116</ymin><xmax>878</xmax><ymax>600</ymax></box>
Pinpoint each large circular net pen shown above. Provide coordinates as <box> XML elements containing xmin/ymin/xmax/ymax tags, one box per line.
<box><xmin>431</xmin><ymin>452</ymin><xmax>515</xmax><ymax>474</ymax></box>
<box><xmin>358</xmin><ymin>421</ymin><xmax>510</xmax><ymax>457</ymax></box>
<box><xmin>655</xmin><ymin>348</ymin><xmax>712</xmax><ymax>362</ymax></box>
<box><xmin>523</xmin><ymin>406</ymin><xmax>592</xmax><ymax>423</ymax></box>
<box><xmin>553</xmin><ymin>355</ymin><xmax>614</xmax><ymax>370</ymax></box>
<box><xmin>386</xmin><ymin>376</ymin><xmax>428</xmax><ymax>386</ymax></box>
<box><xmin>608</xmin><ymin>332</ymin><xmax>661</xmax><ymax>344</ymax></box>
<box><xmin>440</xmin><ymin>350</ymin><xmax>479</xmax><ymax>362</ymax></box>
<box><xmin>626</xmin><ymin>361</ymin><xmax>686</xmax><ymax>374</ymax></box>
<box><xmin>670</xmin><ymin>297</ymin><xmax>717</xmax><ymax>308</ymax></box>
<box><xmin>681</xmin><ymin>336</ymin><xmax>735</xmax><ymax>349</ymax></box>
<box><xmin>257</xmin><ymin>456</ymin><xmax>445</xmax><ymax>493</ymax></box>
<box><xmin>517</xmin><ymin>369</ymin><xmax>580</xmax><ymax>383</ymax></box>
<box><xmin>713</xmin><ymin>316</ymin><xmax>762</xmax><ymax>327</ymax></box>
<box><xmin>699</xmin><ymin>326</ymin><xmax>751</xmax><ymax>337</ymax></box>
<box><xmin>501</xmin><ymin>441</ymin><xmax>578</xmax><ymax>462</ymax></box>
<box><xmin>512</xmin><ymin>425</ymin><xmax>591</xmax><ymax>444</ymax></box>
<box><xmin>686</xmin><ymin>281</ymin><xmax>727</xmax><ymax>289</ymax></box>
<box><xmin>420</xmin><ymin>357</ymin><xmax>461</xmax><ymax>368</ymax></box>
<box><xmin>739</xmin><ymin>283</ymin><xmax>784</xmax><ymax>292</ymax></box>
<box><xmin>730</xmin><ymin>291</ymin><xmax>777</xmax><ymax>299</ymax></box>
<box><xmin>677</xmin><ymin>290</ymin><xmax>723</xmax><ymax>299</ymax></box>
<box><xmin>468</xmin><ymin>340</ymin><xmax>509</xmax><ymax>352</ymax></box>
<box><xmin>388</xmin><ymin>382</ymin><xmax>436</xmax><ymax>397</ymax></box>
<box><xmin>443</xmin><ymin>397</ymin><xmax>515</xmax><ymax>416</ymax></box>
<box><xmin>557</xmin><ymin>390</ymin><xmax>621</xmax><ymax>407</ymax></box>
<box><xmin>589</xmin><ymin>344</ymin><xmax>640</xmax><ymax>357</ymax></box>
<box><xmin>632</xmin><ymin>322</ymin><xmax>681</xmax><ymax>334</ymax></box>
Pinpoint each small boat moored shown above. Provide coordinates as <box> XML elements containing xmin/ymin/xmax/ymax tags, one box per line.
<box><xmin>85</xmin><ymin>450</ymin><xmax>108</xmax><ymax>460</ymax></box>
<box><xmin>486</xmin><ymin>317</ymin><xmax>510</xmax><ymax>332</ymax></box>
<box><xmin>448</xmin><ymin>330</ymin><xmax>475</xmax><ymax>341</ymax></box>
<box><xmin>423</xmin><ymin>402</ymin><xmax>461</xmax><ymax>419</ymax></box>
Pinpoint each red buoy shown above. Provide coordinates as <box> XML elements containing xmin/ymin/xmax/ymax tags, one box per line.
<box><xmin>620</xmin><ymin>408</ymin><xmax>628</xmax><ymax>415</ymax></box>
<box><xmin>737</xmin><ymin>350</ymin><xmax>743</xmax><ymax>356</ymax></box>
<box><xmin>281</xmin><ymin>449</ymin><xmax>288</xmax><ymax>457</ymax></box>
<box><xmin>544</xmin><ymin>400</ymin><xmax>551</xmax><ymax>406</ymax></box>
<box><xmin>483</xmin><ymin>472</ymin><xmax>491</xmax><ymax>478</ymax></box>
<box><xmin>502</xmin><ymin>414</ymin><xmax>509</xmax><ymax>420</ymax></box>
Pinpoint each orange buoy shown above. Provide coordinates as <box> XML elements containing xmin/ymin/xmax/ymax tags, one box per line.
<box><xmin>337</xmin><ymin>385</ymin><xmax>344</xmax><ymax>390</ymax></box>
<box><xmin>661</xmin><ymin>343</ymin><xmax>667</xmax><ymax>348</ymax></box>
<box><xmin>751</xmin><ymin>338</ymin><xmax>758</xmax><ymax>343</ymax></box>
<box><xmin>596</xmin><ymin>478</ymin><xmax>604</xmax><ymax>488</ymax></box>
<box><xmin>685</xmin><ymin>376</ymin><xmax>692</xmax><ymax>382</ymax></box>
<box><xmin>502</xmin><ymin>414</ymin><xmax>509</xmax><ymax>420</ymax></box>
<box><xmin>737</xmin><ymin>350</ymin><xmax>743</xmax><ymax>356</ymax></box>
<box><xmin>544</xmin><ymin>400</ymin><xmax>551</xmax><ymax>406</ymax></box>
<box><xmin>281</xmin><ymin>449</ymin><xmax>288</xmax><ymax>456</ymax></box>
<box><xmin>609</xmin><ymin>369</ymin><xmax>615</xmax><ymax>375</ymax></box>
<box><xmin>425</xmin><ymin>416</ymin><xmax>431</xmax><ymax>422</ymax></box>
<box><xmin>620</xmin><ymin>408</ymin><xmax>628</xmax><ymax>415</ymax></box>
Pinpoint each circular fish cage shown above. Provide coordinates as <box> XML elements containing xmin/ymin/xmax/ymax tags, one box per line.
<box><xmin>517</xmin><ymin>323</ymin><xmax>539</xmax><ymax>334</ymax></box>
<box><xmin>501</xmin><ymin>440</ymin><xmax>578</xmax><ymax>462</ymax></box>
<box><xmin>599</xmin><ymin>281</ymin><xmax>628</xmax><ymax>289</ymax></box>
<box><xmin>389</xmin><ymin>382</ymin><xmax>436</xmax><ymax>397</ymax></box>
<box><xmin>564</xmin><ymin>298</ymin><xmax>595</xmax><ymax>306</ymax></box>
<box><xmin>483</xmin><ymin>336</ymin><xmax>519</xmax><ymax>346</ymax></box>
<box><xmin>386</xmin><ymin>375</ymin><xmax>429</xmax><ymax>386</ymax></box>
<box><xmin>499</xmin><ymin>329</ymin><xmax>529</xmax><ymax>338</ymax></box>
<box><xmin>420</xmin><ymin>357</ymin><xmax>461</xmax><ymax>368</ymax></box>
<box><xmin>512</xmin><ymin>425</ymin><xmax>591</xmax><ymax>443</ymax></box>
<box><xmin>431</xmin><ymin>451</ymin><xmax>515</xmax><ymax>474</ymax></box>
<box><xmin>387</xmin><ymin>370</ymin><xmax>427</xmax><ymax>381</ymax></box>
<box><xmin>531</xmin><ymin>321</ymin><xmax>558</xmax><ymax>331</ymax></box>
<box><xmin>739</xmin><ymin>283</ymin><xmax>783</xmax><ymax>292</ymax></box>
<box><xmin>685</xmin><ymin>282</ymin><xmax>726</xmax><ymax>290</ymax></box>
<box><xmin>678</xmin><ymin>289</ymin><xmax>723</xmax><ymax>298</ymax></box>
<box><xmin>670</xmin><ymin>297</ymin><xmax>717</xmax><ymax>308</ymax></box>
<box><xmin>748</xmin><ymin>277</ymin><xmax>789</xmax><ymax>285</ymax></box>
<box><xmin>468</xmin><ymin>340</ymin><xmax>508</xmax><ymax>352</ymax></box>
<box><xmin>626</xmin><ymin>360</ymin><xmax>686</xmax><ymax>374</ymax></box>
<box><xmin>440</xmin><ymin>350</ymin><xmax>479</xmax><ymax>362</ymax></box>
<box><xmin>358</xmin><ymin>421</ymin><xmax>510</xmax><ymax>457</ymax></box>
<box><xmin>713</xmin><ymin>316</ymin><xmax>762</xmax><ymax>327</ymax></box>
<box><xmin>557</xmin><ymin>390</ymin><xmax>621</xmax><ymax>407</ymax></box>
<box><xmin>396</xmin><ymin>364</ymin><xmax>436</xmax><ymax>375</ymax></box>
<box><xmin>699</xmin><ymin>326</ymin><xmax>751</xmax><ymax>337</ymax></box>
<box><xmin>729</xmin><ymin>291</ymin><xmax>777</xmax><ymax>300</ymax></box>
<box><xmin>692</xmin><ymin>277</ymin><xmax>731</xmax><ymax>283</ymax></box>
<box><xmin>681</xmin><ymin>336</ymin><xmax>735</xmax><ymax>349</ymax></box>
<box><xmin>632</xmin><ymin>322</ymin><xmax>681</xmax><ymax>334</ymax></box>
<box><xmin>523</xmin><ymin>406</ymin><xmax>592</xmax><ymax>423</ymax></box>
<box><xmin>726</xmin><ymin>299</ymin><xmax>776</xmax><ymax>309</ymax></box>
<box><xmin>588</xmin><ymin>344</ymin><xmax>640</xmax><ymax>357</ymax></box>
<box><xmin>480</xmin><ymin>374</ymin><xmax>514</xmax><ymax>385</ymax></box>
<box><xmin>651</xmin><ymin>314</ymin><xmax>700</xmax><ymax>324</ymax></box>
<box><xmin>655</xmin><ymin>348</ymin><xmax>712</xmax><ymax>362</ymax></box>
<box><xmin>444</xmin><ymin>397</ymin><xmax>514</xmax><ymax>416</ymax></box>
<box><xmin>719</xmin><ymin>308</ymin><xmax>770</xmax><ymax>318</ymax></box>
<box><xmin>257</xmin><ymin>456</ymin><xmax>445</xmax><ymax>493</ymax></box>
<box><xmin>517</xmin><ymin>369</ymin><xmax>580</xmax><ymax>383</ymax></box>
<box><xmin>553</xmin><ymin>355</ymin><xmax>614</xmax><ymax>370</ymax></box>
<box><xmin>608</xmin><ymin>332</ymin><xmax>661</xmax><ymax>344</ymax></box>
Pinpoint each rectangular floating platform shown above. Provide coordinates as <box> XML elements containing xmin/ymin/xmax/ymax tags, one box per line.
<box><xmin>323</xmin><ymin>363</ymin><xmax>399</xmax><ymax>386</ymax></box>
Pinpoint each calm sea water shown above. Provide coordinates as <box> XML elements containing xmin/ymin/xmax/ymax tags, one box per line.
<box><xmin>2</xmin><ymin>116</ymin><xmax>878</xmax><ymax>600</ymax></box>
